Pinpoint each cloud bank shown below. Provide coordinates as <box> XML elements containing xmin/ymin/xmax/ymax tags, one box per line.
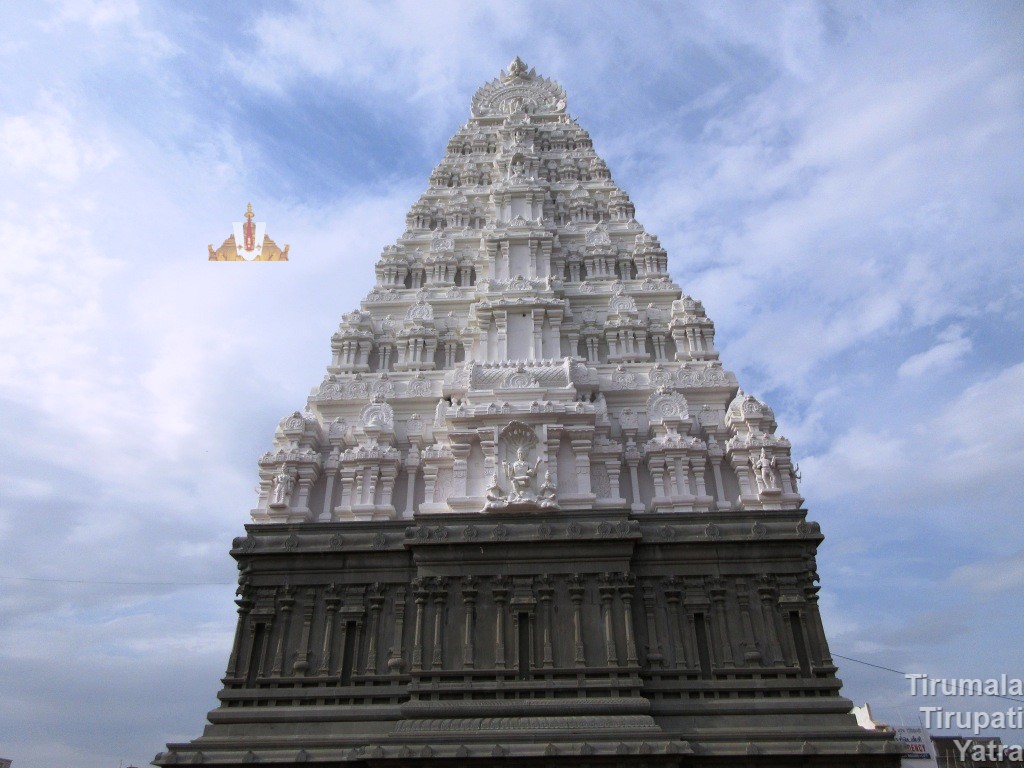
<box><xmin>1</xmin><ymin>2</ymin><xmax>1021</xmax><ymax>765</ymax></box>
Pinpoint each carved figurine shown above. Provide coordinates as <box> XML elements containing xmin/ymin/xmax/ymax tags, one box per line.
<box><xmin>752</xmin><ymin>448</ymin><xmax>778</xmax><ymax>491</ymax></box>
<box><xmin>269</xmin><ymin>471</ymin><xmax>294</xmax><ymax>507</ymax></box>
<box><xmin>537</xmin><ymin>471</ymin><xmax>559</xmax><ymax>509</ymax></box>
<box><xmin>484</xmin><ymin>475</ymin><xmax>507</xmax><ymax>510</ymax></box>
<box><xmin>504</xmin><ymin>446</ymin><xmax>542</xmax><ymax>502</ymax></box>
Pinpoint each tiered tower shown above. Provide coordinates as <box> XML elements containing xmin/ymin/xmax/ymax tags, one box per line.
<box><xmin>157</xmin><ymin>59</ymin><xmax>897</xmax><ymax>767</ymax></box>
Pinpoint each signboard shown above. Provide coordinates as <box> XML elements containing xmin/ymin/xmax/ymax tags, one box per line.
<box><xmin>893</xmin><ymin>726</ymin><xmax>938</xmax><ymax>767</ymax></box>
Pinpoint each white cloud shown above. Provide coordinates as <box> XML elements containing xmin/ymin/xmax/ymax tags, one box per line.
<box><xmin>898</xmin><ymin>325</ymin><xmax>972</xmax><ymax>378</ymax></box>
<box><xmin>0</xmin><ymin>101</ymin><xmax>117</xmax><ymax>185</ymax></box>
<box><xmin>950</xmin><ymin>551</ymin><xmax>1024</xmax><ymax>596</ymax></box>
<box><xmin>802</xmin><ymin>361</ymin><xmax>1024</xmax><ymax>514</ymax></box>
<box><xmin>1</xmin><ymin>3</ymin><xmax>1022</xmax><ymax>766</ymax></box>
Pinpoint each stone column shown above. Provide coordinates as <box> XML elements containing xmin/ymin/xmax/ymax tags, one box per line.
<box><xmin>756</xmin><ymin>576</ymin><xmax>783</xmax><ymax>667</ymax></box>
<box><xmin>450</xmin><ymin>441</ymin><xmax>470</xmax><ymax>497</ymax></box>
<box><xmin>364</xmin><ymin>585</ymin><xmax>384</xmax><ymax>675</ymax></box>
<box><xmin>478</xmin><ymin>432</ymin><xmax>497</xmax><ymax>481</ymax></box>
<box><xmin>271</xmin><ymin>588</ymin><xmax>296</xmax><ymax>676</ymax></box>
<box><xmin>293</xmin><ymin>465</ymin><xmax>318</xmax><ymax>521</ymax></box>
<box><xmin>708</xmin><ymin>442</ymin><xmax>730</xmax><ymax>510</ymax></box>
<box><xmin>707</xmin><ymin>578</ymin><xmax>734</xmax><ymax>668</ymax></box>
<box><xmin>804</xmin><ymin>583</ymin><xmax>833</xmax><ymax>666</ymax></box>
<box><xmin>292</xmin><ymin>589</ymin><xmax>316</xmax><ymax>675</ymax></box>
<box><xmin>620</xmin><ymin>575</ymin><xmax>639</xmax><ymax>666</ymax></box>
<box><xmin>387</xmin><ymin>586</ymin><xmax>407</xmax><ymax>675</ymax></box>
<box><xmin>672</xmin><ymin>456</ymin><xmax>689</xmax><ymax>497</ymax></box>
<box><xmin>319</xmin><ymin>586</ymin><xmax>341</xmax><ymax>675</ymax></box>
<box><xmin>225</xmin><ymin>592</ymin><xmax>253</xmax><ymax>678</ymax></box>
<box><xmin>605</xmin><ymin>458</ymin><xmax>623</xmax><ymax>500</ymax></box>
<box><xmin>599</xmin><ymin>574</ymin><xmax>618</xmax><ymax>667</ymax></box>
<box><xmin>461</xmin><ymin>577</ymin><xmax>477</xmax><ymax>669</ymax></box>
<box><xmin>735</xmin><ymin>579</ymin><xmax>762</xmax><ymax>665</ymax></box>
<box><xmin>664</xmin><ymin>578</ymin><xmax>687</xmax><ymax>669</ymax></box>
<box><xmin>379</xmin><ymin>464</ymin><xmax>398</xmax><ymax>512</ymax></box>
<box><xmin>569</xmin><ymin>428</ymin><xmax>594</xmax><ymax>495</ymax></box>
<box><xmin>691</xmin><ymin>455</ymin><xmax>708</xmax><ymax>499</ymax></box>
<box><xmin>320</xmin><ymin>459</ymin><xmax>339</xmax><ymax>522</ymax></box>
<box><xmin>538</xmin><ymin>576</ymin><xmax>555</xmax><ymax>668</ymax></box>
<box><xmin>569</xmin><ymin>575</ymin><xmax>586</xmax><ymax>667</ymax></box>
<box><xmin>649</xmin><ymin>455</ymin><xmax>668</xmax><ymax>500</ymax></box>
<box><xmin>531</xmin><ymin>308</ymin><xmax>544</xmax><ymax>359</ymax></box>
<box><xmin>495</xmin><ymin>310</ymin><xmax>508</xmax><ymax>359</ymax></box>
<box><xmin>403</xmin><ymin>446</ymin><xmax>420</xmax><ymax>518</ymax></box>
<box><xmin>493</xmin><ymin>578</ymin><xmax>509</xmax><ymax>670</ymax></box>
<box><xmin>431</xmin><ymin>578</ymin><xmax>446</xmax><ymax>670</ymax></box>
<box><xmin>411</xmin><ymin>579</ymin><xmax>428</xmax><ymax>672</ymax></box>
<box><xmin>422</xmin><ymin>463</ymin><xmax>439</xmax><ymax>507</ymax></box>
<box><xmin>544</xmin><ymin>425</ymin><xmax>561</xmax><ymax>490</ymax></box>
<box><xmin>626</xmin><ymin>441</ymin><xmax>644</xmax><ymax>513</ymax></box>
<box><xmin>730</xmin><ymin>452</ymin><xmax>757</xmax><ymax>502</ymax></box>
<box><xmin>642</xmin><ymin>583</ymin><xmax>663</xmax><ymax>668</ymax></box>
<box><xmin>337</xmin><ymin>468</ymin><xmax>356</xmax><ymax>514</ymax></box>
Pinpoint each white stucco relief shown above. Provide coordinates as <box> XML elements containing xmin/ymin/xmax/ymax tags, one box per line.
<box><xmin>250</xmin><ymin>58</ymin><xmax>802</xmax><ymax>523</ymax></box>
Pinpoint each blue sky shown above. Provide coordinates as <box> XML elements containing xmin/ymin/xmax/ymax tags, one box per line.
<box><xmin>0</xmin><ymin>2</ymin><xmax>1022</xmax><ymax>766</ymax></box>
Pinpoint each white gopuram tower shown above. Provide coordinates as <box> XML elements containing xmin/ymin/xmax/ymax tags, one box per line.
<box><xmin>157</xmin><ymin>59</ymin><xmax>897</xmax><ymax>768</ymax></box>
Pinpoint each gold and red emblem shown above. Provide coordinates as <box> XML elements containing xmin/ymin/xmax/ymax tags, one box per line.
<box><xmin>208</xmin><ymin>203</ymin><xmax>289</xmax><ymax>261</ymax></box>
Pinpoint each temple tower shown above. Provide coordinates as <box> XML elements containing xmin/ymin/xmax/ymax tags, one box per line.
<box><xmin>156</xmin><ymin>58</ymin><xmax>898</xmax><ymax>767</ymax></box>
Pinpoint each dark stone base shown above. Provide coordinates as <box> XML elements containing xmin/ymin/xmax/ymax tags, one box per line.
<box><xmin>154</xmin><ymin>510</ymin><xmax>897</xmax><ymax>767</ymax></box>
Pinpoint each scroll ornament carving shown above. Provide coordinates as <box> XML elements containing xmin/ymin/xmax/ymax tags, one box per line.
<box><xmin>405</xmin><ymin>374</ymin><xmax>432</xmax><ymax>398</ymax></box>
<box><xmin>585</xmin><ymin>224</ymin><xmax>612</xmax><ymax>246</ymax></box>
<box><xmin>328</xmin><ymin>418</ymin><xmax>349</xmax><ymax>440</ymax></box>
<box><xmin>503</xmin><ymin>364</ymin><xmax>540</xmax><ymax>389</ymax></box>
<box><xmin>610</xmin><ymin>365</ymin><xmax>637</xmax><ymax>389</ymax></box>
<box><xmin>406</xmin><ymin>297</ymin><xmax>434</xmax><ymax>322</ymax></box>
<box><xmin>430</xmin><ymin>231</ymin><xmax>454</xmax><ymax>252</ymax></box>
<box><xmin>647</xmin><ymin>387</ymin><xmax>689</xmax><ymax>424</ymax></box>
<box><xmin>648</xmin><ymin>364</ymin><xmax>673</xmax><ymax>387</ymax></box>
<box><xmin>609</xmin><ymin>291</ymin><xmax>637</xmax><ymax>314</ymax></box>
<box><xmin>283</xmin><ymin>412</ymin><xmax>305</xmax><ymax>430</ymax></box>
<box><xmin>618</xmin><ymin>407</ymin><xmax>639</xmax><ymax>430</ymax></box>
<box><xmin>370</xmin><ymin>373</ymin><xmax>396</xmax><ymax>398</ymax></box>
<box><xmin>676</xmin><ymin>365</ymin><xmax>729</xmax><ymax>388</ymax></box>
<box><xmin>316</xmin><ymin>376</ymin><xmax>342</xmax><ymax>399</ymax></box>
<box><xmin>359</xmin><ymin>396</ymin><xmax>395</xmax><ymax>431</ymax></box>
<box><xmin>342</xmin><ymin>374</ymin><xmax>369</xmax><ymax>399</ymax></box>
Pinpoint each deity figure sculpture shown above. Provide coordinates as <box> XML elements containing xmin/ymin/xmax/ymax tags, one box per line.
<box><xmin>484</xmin><ymin>475</ymin><xmax>507</xmax><ymax>510</ymax></box>
<box><xmin>270</xmin><ymin>471</ymin><xmax>294</xmax><ymax>508</ymax></box>
<box><xmin>537</xmin><ymin>471</ymin><xmax>559</xmax><ymax>510</ymax></box>
<box><xmin>752</xmin><ymin>448</ymin><xmax>777</xmax><ymax>491</ymax></box>
<box><xmin>504</xmin><ymin>446</ymin><xmax>542</xmax><ymax>502</ymax></box>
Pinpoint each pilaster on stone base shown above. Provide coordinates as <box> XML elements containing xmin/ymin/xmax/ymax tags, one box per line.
<box><xmin>558</xmin><ymin>493</ymin><xmax>597</xmax><ymax>510</ymax></box>
<box><xmin>446</xmin><ymin>496</ymin><xmax>485</xmax><ymax>513</ymax></box>
<box><xmin>417</xmin><ymin>502</ymin><xmax>451</xmax><ymax>515</ymax></box>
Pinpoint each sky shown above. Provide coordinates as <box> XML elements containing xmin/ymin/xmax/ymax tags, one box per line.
<box><xmin>0</xmin><ymin>1</ymin><xmax>1022</xmax><ymax>765</ymax></box>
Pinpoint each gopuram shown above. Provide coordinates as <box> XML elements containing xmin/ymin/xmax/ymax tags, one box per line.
<box><xmin>157</xmin><ymin>59</ymin><xmax>898</xmax><ymax>767</ymax></box>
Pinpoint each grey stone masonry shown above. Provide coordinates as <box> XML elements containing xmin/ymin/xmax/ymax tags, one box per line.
<box><xmin>155</xmin><ymin>58</ymin><xmax>898</xmax><ymax>767</ymax></box>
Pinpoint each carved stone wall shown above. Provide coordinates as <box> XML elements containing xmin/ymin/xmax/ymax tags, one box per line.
<box><xmin>158</xmin><ymin>512</ymin><xmax>897</xmax><ymax>765</ymax></box>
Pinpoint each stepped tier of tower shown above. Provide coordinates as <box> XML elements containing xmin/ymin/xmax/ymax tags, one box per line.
<box><xmin>253</xmin><ymin>59</ymin><xmax>800</xmax><ymax>525</ymax></box>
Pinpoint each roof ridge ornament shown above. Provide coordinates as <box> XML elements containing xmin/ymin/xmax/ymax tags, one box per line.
<box><xmin>502</xmin><ymin>56</ymin><xmax>533</xmax><ymax>81</ymax></box>
<box><xmin>472</xmin><ymin>59</ymin><xmax>566</xmax><ymax>118</ymax></box>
